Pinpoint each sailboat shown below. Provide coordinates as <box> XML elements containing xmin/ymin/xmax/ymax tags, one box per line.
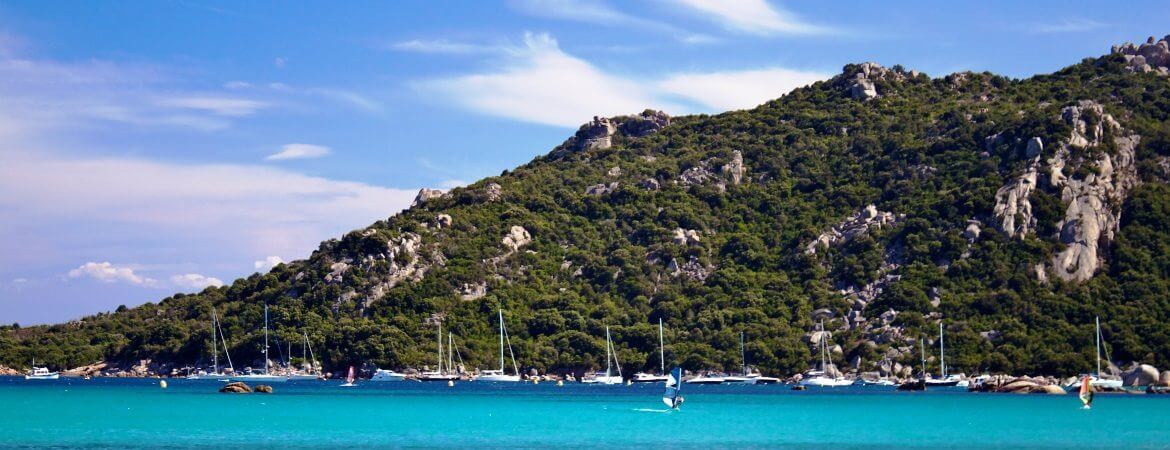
<box><xmin>188</xmin><ymin>307</ymin><xmax>233</xmax><ymax>380</ymax></box>
<box><xmin>924</xmin><ymin>322</ymin><xmax>966</xmax><ymax>387</ymax></box>
<box><xmin>478</xmin><ymin>309</ymin><xmax>521</xmax><ymax>382</ymax></box>
<box><xmin>724</xmin><ymin>332</ymin><xmax>781</xmax><ymax>385</ymax></box>
<box><xmin>288</xmin><ymin>331</ymin><xmax>323</xmax><ymax>381</ymax></box>
<box><xmin>340</xmin><ymin>366</ymin><xmax>357</xmax><ymax>387</ymax></box>
<box><xmin>24</xmin><ymin>359</ymin><xmax>58</xmax><ymax>380</ymax></box>
<box><xmin>1069</xmin><ymin>316</ymin><xmax>1124</xmax><ymax>389</ymax></box>
<box><xmin>418</xmin><ymin>318</ymin><xmax>459</xmax><ymax>382</ymax></box>
<box><xmin>633</xmin><ymin>318</ymin><xmax>670</xmax><ymax>383</ymax></box>
<box><xmin>662</xmin><ymin>367</ymin><xmax>685</xmax><ymax>410</ymax></box>
<box><xmin>582</xmin><ymin>326</ymin><xmax>623</xmax><ymax>384</ymax></box>
<box><xmin>232</xmin><ymin>304</ymin><xmax>287</xmax><ymax>382</ymax></box>
<box><xmin>800</xmin><ymin>320</ymin><xmax>853</xmax><ymax>387</ymax></box>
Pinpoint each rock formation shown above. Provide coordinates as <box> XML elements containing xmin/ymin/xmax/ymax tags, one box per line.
<box><xmin>484</xmin><ymin>183</ymin><xmax>503</xmax><ymax>202</ymax></box>
<box><xmin>502</xmin><ymin>226</ymin><xmax>532</xmax><ymax>253</ymax></box>
<box><xmin>219</xmin><ymin>382</ymin><xmax>252</xmax><ymax>393</ymax></box>
<box><xmin>993</xmin><ymin>157</ymin><xmax>1040</xmax><ymax>238</ymax></box>
<box><xmin>721</xmin><ymin>150</ymin><xmax>745</xmax><ymax>185</ymax></box>
<box><xmin>1122</xmin><ymin>363</ymin><xmax>1161</xmax><ymax>386</ymax></box>
<box><xmin>411</xmin><ymin>188</ymin><xmax>444</xmax><ymax>207</ymax></box>
<box><xmin>553</xmin><ymin>110</ymin><xmax>671</xmax><ymax>157</ymax></box>
<box><xmin>1111</xmin><ymin>35</ymin><xmax>1170</xmax><ymax>74</ymax></box>
<box><xmin>435</xmin><ymin>214</ymin><xmax>452</xmax><ymax>229</ymax></box>
<box><xmin>458</xmin><ymin>281</ymin><xmax>487</xmax><ymax>301</ymax></box>
<box><xmin>585</xmin><ymin>182</ymin><xmax>619</xmax><ymax>196</ymax></box>
<box><xmin>805</xmin><ymin>205</ymin><xmax>900</xmax><ymax>254</ymax></box>
<box><xmin>671</xmin><ymin>228</ymin><xmax>701</xmax><ymax>246</ymax></box>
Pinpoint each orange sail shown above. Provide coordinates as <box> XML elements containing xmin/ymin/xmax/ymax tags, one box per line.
<box><xmin>1078</xmin><ymin>375</ymin><xmax>1094</xmax><ymax>408</ymax></box>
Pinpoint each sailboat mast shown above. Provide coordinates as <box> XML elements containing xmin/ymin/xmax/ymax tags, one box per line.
<box><xmin>263</xmin><ymin>304</ymin><xmax>270</xmax><ymax>375</ymax></box>
<box><xmin>820</xmin><ymin>320</ymin><xmax>828</xmax><ymax>371</ymax></box>
<box><xmin>448</xmin><ymin>332</ymin><xmax>455</xmax><ymax>373</ymax></box>
<box><xmin>1095</xmin><ymin>316</ymin><xmax>1102</xmax><ymax>376</ymax></box>
<box><xmin>605</xmin><ymin>326</ymin><xmax>612</xmax><ymax>377</ymax></box>
<box><xmin>658</xmin><ymin>318</ymin><xmax>665</xmax><ymax>374</ymax></box>
<box><xmin>920</xmin><ymin>338</ymin><xmax>926</xmax><ymax>380</ymax></box>
<box><xmin>498</xmin><ymin>310</ymin><xmax>505</xmax><ymax>373</ymax></box>
<box><xmin>211</xmin><ymin>307</ymin><xmax>218</xmax><ymax>373</ymax></box>
<box><xmin>740</xmin><ymin>332</ymin><xmax>747</xmax><ymax>376</ymax></box>
<box><xmin>437</xmin><ymin>319</ymin><xmax>444</xmax><ymax>374</ymax></box>
<box><xmin>939</xmin><ymin>322</ymin><xmax>946</xmax><ymax>378</ymax></box>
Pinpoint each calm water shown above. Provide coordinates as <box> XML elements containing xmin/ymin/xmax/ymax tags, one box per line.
<box><xmin>1</xmin><ymin>376</ymin><xmax>1168</xmax><ymax>448</ymax></box>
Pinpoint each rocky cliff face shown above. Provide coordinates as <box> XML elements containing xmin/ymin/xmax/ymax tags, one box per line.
<box><xmin>551</xmin><ymin>110</ymin><xmax>670</xmax><ymax>158</ymax></box>
<box><xmin>991</xmin><ymin>100</ymin><xmax>1139</xmax><ymax>282</ymax></box>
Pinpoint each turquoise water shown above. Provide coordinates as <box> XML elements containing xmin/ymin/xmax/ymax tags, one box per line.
<box><xmin>1</xmin><ymin>376</ymin><xmax>1168</xmax><ymax>448</ymax></box>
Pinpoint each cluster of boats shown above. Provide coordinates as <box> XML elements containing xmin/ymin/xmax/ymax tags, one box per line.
<box><xmin>184</xmin><ymin>305</ymin><xmax>323</xmax><ymax>383</ymax></box>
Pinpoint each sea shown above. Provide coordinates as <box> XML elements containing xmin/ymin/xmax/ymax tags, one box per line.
<box><xmin>1</xmin><ymin>376</ymin><xmax>1167</xmax><ymax>448</ymax></box>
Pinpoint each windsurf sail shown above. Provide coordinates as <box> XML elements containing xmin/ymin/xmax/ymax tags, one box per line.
<box><xmin>346</xmin><ymin>366</ymin><xmax>356</xmax><ymax>384</ymax></box>
<box><xmin>662</xmin><ymin>367</ymin><xmax>683</xmax><ymax>408</ymax></box>
<box><xmin>1078</xmin><ymin>375</ymin><xmax>1094</xmax><ymax>408</ymax></box>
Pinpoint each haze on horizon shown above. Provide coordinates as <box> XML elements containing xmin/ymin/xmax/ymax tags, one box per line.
<box><xmin>1</xmin><ymin>0</ymin><xmax>1167</xmax><ymax>325</ymax></box>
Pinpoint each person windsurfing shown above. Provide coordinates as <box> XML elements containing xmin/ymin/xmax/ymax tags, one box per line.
<box><xmin>1078</xmin><ymin>374</ymin><xmax>1094</xmax><ymax>409</ymax></box>
<box><xmin>663</xmin><ymin>367</ymin><xmax>685</xmax><ymax>410</ymax></box>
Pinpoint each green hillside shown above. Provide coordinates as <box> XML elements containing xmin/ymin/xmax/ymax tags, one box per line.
<box><xmin>4</xmin><ymin>40</ymin><xmax>1170</xmax><ymax>378</ymax></box>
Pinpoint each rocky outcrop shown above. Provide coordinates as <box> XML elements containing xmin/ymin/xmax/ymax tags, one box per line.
<box><xmin>992</xmin><ymin>159</ymin><xmax>1039</xmax><ymax>238</ymax></box>
<box><xmin>554</xmin><ymin>110</ymin><xmax>671</xmax><ymax>157</ymax></box>
<box><xmin>585</xmin><ymin>182</ymin><xmax>619</xmax><ymax>196</ymax></box>
<box><xmin>435</xmin><ymin>214</ymin><xmax>452</xmax><ymax>229</ymax></box>
<box><xmin>484</xmin><ymin>183</ymin><xmax>502</xmax><ymax>202</ymax></box>
<box><xmin>972</xmin><ymin>375</ymin><xmax>1065</xmax><ymax>394</ymax></box>
<box><xmin>990</xmin><ymin>101</ymin><xmax>1139</xmax><ymax>282</ymax></box>
<box><xmin>412</xmin><ymin>188</ymin><xmax>444</xmax><ymax>207</ymax></box>
<box><xmin>458</xmin><ymin>281</ymin><xmax>487</xmax><ymax>301</ymax></box>
<box><xmin>1111</xmin><ymin>35</ymin><xmax>1170</xmax><ymax>75</ymax></box>
<box><xmin>1122</xmin><ymin>364</ymin><xmax>1161</xmax><ymax>386</ymax></box>
<box><xmin>962</xmin><ymin>221</ymin><xmax>982</xmax><ymax>242</ymax></box>
<box><xmin>0</xmin><ymin>365</ymin><xmax>21</xmax><ymax>376</ymax></box>
<box><xmin>847</xmin><ymin>62</ymin><xmax>902</xmax><ymax>101</ymax></box>
<box><xmin>1160</xmin><ymin>370</ymin><xmax>1170</xmax><ymax>387</ymax></box>
<box><xmin>502</xmin><ymin>226</ymin><xmax>532</xmax><ymax>253</ymax></box>
<box><xmin>254</xmin><ymin>384</ymin><xmax>273</xmax><ymax>393</ymax></box>
<box><xmin>805</xmin><ymin>205</ymin><xmax>900</xmax><ymax>254</ymax></box>
<box><xmin>62</xmin><ymin>361</ymin><xmax>107</xmax><ymax>377</ymax></box>
<box><xmin>667</xmin><ymin>256</ymin><xmax>710</xmax><ymax>281</ymax></box>
<box><xmin>637</xmin><ymin>178</ymin><xmax>660</xmax><ymax>191</ymax></box>
<box><xmin>1049</xmin><ymin>101</ymin><xmax>1139</xmax><ymax>282</ymax></box>
<box><xmin>671</xmin><ymin>228</ymin><xmax>701</xmax><ymax>246</ymax></box>
<box><xmin>219</xmin><ymin>382</ymin><xmax>252</xmax><ymax>393</ymax></box>
<box><xmin>721</xmin><ymin>151</ymin><xmax>745</xmax><ymax>186</ymax></box>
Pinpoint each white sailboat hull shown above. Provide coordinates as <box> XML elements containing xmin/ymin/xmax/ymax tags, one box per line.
<box><xmin>632</xmin><ymin>373</ymin><xmax>669</xmax><ymax>383</ymax></box>
<box><xmin>230</xmin><ymin>374</ymin><xmax>287</xmax><ymax>383</ymax></box>
<box><xmin>287</xmin><ymin>374</ymin><xmax>323</xmax><ymax>381</ymax></box>
<box><xmin>583</xmin><ymin>375</ymin><xmax>624</xmax><ymax>385</ymax></box>
<box><xmin>800</xmin><ymin>376</ymin><xmax>854</xmax><ymax>387</ymax></box>
<box><xmin>1069</xmin><ymin>376</ymin><xmax>1124</xmax><ymax>389</ymax></box>
<box><xmin>685</xmin><ymin>376</ymin><xmax>725</xmax><ymax>385</ymax></box>
<box><xmin>477</xmin><ymin>374</ymin><xmax>522</xmax><ymax>382</ymax></box>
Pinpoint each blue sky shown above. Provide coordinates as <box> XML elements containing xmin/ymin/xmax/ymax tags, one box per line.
<box><xmin>0</xmin><ymin>0</ymin><xmax>1165</xmax><ymax>324</ymax></box>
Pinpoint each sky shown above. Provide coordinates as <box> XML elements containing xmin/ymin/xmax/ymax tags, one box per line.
<box><xmin>0</xmin><ymin>1</ymin><xmax>1166</xmax><ymax>325</ymax></box>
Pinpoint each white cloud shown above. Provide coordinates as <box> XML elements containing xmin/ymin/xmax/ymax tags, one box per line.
<box><xmin>305</xmin><ymin>88</ymin><xmax>382</xmax><ymax>112</ymax></box>
<box><xmin>659</xmin><ymin>67</ymin><xmax>828</xmax><ymax>111</ymax></box>
<box><xmin>419</xmin><ymin>32</ymin><xmax>829</xmax><ymax>126</ymax></box>
<box><xmin>69</xmin><ymin>262</ymin><xmax>157</xmax><ymax>286</ymax></box>
<box><xmin>420</xmin><ymin>33</ymin><xmax>673</xmax><ymax>127</ymax></box>
<box><xmin>669</xmin><ymin>0</ymin><xmax>830</xmax><ymax>35</ymax></box>
<box><xmin>169</xmin><ymin>273</ymin><xmax>224</xmax><ymax>290</ymax></box>
<box><xmin>155</xmin><ymin>95</ymin><xmax>268</xmax><ymax>116</ymax></box>
<box><xmin>266</xmin><ymin>143</ymin><xmax>332</xmax><ymax>161</ymax></box>
<box><xmin>439</xmin><ymin>179</ymin><xmax>468</xmax><ymax>189</ymax></box>
<box><xmin>1031</xmin><ymin>18</ymin><xmax>1107</xmax><ymax>34</ymax></box>
<box><xmin>0</xmin><ymin>150</ymin><xmax>418</xmax><ymax>281</ymax></box>
<box><xmin>511</xmin><ymin>0</ymin><xmax>713</xmax><ymax>43</ymax></box>
<box><xmin>392</xmin><ymin>39</ymin><xmax>497</xmax><ymax>55</ymax></box>
<box><xmin>254</xmin><ymin>256</ymin><xmax>285</xmax><ymax>271</ymax></box>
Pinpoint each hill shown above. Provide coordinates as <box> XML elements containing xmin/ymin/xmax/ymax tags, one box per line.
<box><xmin>5</xmin><ymin>35</ymin><xmax>1170</xmax><ymax>379</ymax></box>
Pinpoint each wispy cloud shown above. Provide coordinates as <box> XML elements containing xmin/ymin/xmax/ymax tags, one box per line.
<box><xmin>155</xmin><ymin>95</ymin><xmax>268</xmax><ymax>116</ymax></box>
<box><xmin>669</xmin><ymin>0</ymin><xmax>831</xmax><ymax>36</ymax></box>
<box><xmin>659</xmin><ymin>67</ymin><xmax>828</xmax><ymax>111</ymax></box>
<box><xmin>418</xmin><ymin>33</ymin><xmax>670</xmax><ymax>127</ymax></box>
<box><xmin>417</xmin><ymin>32</ymin><xmax>829</xmax><ymax>127</ymax></box>
<box><xmin>69</xmin><ymin>262</ymin><xmax>158</xmax><ymax>287</ymax></box>
<box><xmin>266</xmin><ymin>143</ymin><xmax>332</xmax><ymax>161</ymax></box>
<box><xmin>392</xmin><ymin>39</ymin><xmax>499</xmax><ymax>55</ymax></box>
<box><xmin>510</xmin><ymin>0</ymin><xmax>715</xmax><ymax>43</ymax></box>
<box><xmin>1030</xmin><ymin>18</ymin><xmax>1107</xmax><ymax>34</ymax></box>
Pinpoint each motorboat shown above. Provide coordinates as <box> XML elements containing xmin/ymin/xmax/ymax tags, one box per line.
<box><xmin>25</xmin><ymin>366</ymin><xmax>59</xmax><ymax>380</ymax></box>
<box><xmin>370</xmin><ymin>369</ymin><xmax>408</xmax><ymax>381</ymax></box>
<box><xmin>685</xmin><ymin>373</ymin><xmax>727</xmax><ymax>385</ymax></box>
